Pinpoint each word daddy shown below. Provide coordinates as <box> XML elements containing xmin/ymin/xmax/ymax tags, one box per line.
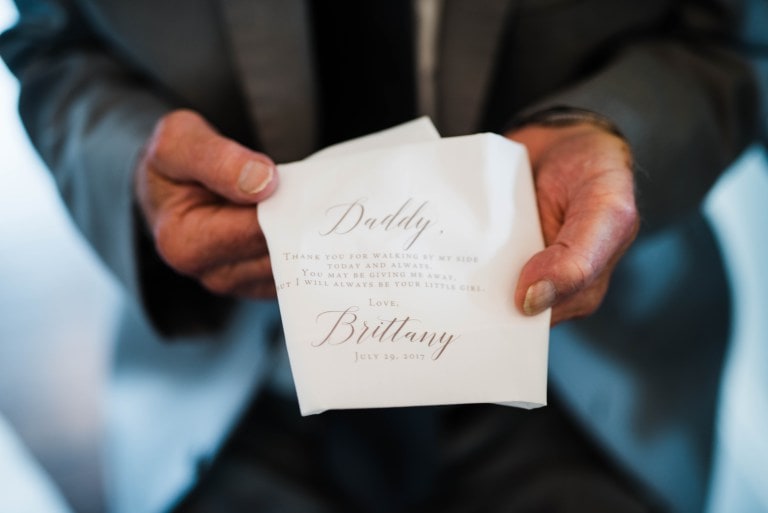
<box><xmin>319</xmin><ymin>198</ymin><xmax>434</xmax><ymax>250</ymax></box>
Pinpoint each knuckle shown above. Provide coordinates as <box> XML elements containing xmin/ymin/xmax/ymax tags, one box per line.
<box><xmin>209</xmin><ymin>141</ymin><xmax>242</xmax><ymax>184</ymax></box>
<box><xmin>145</xmin><ymin>123</ymin><xmax>174</xmax><ymax>167</ymax></box>
<box><xmin>201</xmin><ymin>272</ymin><xmax>235</xmax><ymax>296</ymax></box>
<box><xmin>204</xmin><ymin>261</ymin><xmax>273</xmax><ymax>298</ymax></box>
<box><xmin>201</xmin><ymin>279</ymin><xmax>226</xmax><ymax>296</ymax></box>
<box><xmin>253</xmin><ymin>255</ymin><xmax>273</xmax><ymax>278</ymax></box>
<box><xmin>161</xmin><ymin>109</ymin><xmax>203</xmax><ymax>137</ymax></box>
<box><xmin>576</xmin><ymin>298</ymin><xmax>601</xmax><ymax>318</ymax></box>
<box><xmin>574</xmin><ymin>282</ymin><xmax>609</xmax><ymax>318</ymax></box>
<box><xmin>147</xmin><ymin>110</ymin><xmax>203</xmax><ymax>165</ymax></box>
<box><xmin>246</xmin><ymin>281</ymin><xmax>277</xmax><ymax>299</ymax></box>
<box><xmin>611</xmin><ymin>197</ymin><xmax>639</xmax><ymax>231</ymax></box>
<box><xmin>557</xmin><ymin>292</ymin><xmax>602</xmax><ymax>323</ymax></box>
<box><xmin>560</xmin><ymin>250</ymin><xmax>597</xmax><ymax>294</ymax></box>
<box><xmin>154</xmin><ymin>219</ymin><xmax>201</xmax><ymax>275</ymax></box>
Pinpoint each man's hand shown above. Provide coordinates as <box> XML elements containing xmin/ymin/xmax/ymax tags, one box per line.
<box><xmin>507</xmin><ymin>123</ymin><xmax>639</xmax><ymax>325</ymax></box>
<box><xmin>135</xmin><ymin>109</ymin><xmax>279</xmax><ymax>299</ymax></box>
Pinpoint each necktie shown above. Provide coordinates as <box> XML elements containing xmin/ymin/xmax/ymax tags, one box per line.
<box><xmin>309</xmin><ymin>0</ymin><xmax>417</xmax><ymax>147</ymax></box>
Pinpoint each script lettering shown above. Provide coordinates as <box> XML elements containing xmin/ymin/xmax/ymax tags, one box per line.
<box><xmin>319</xmin><ymin>198</ymin><xmax>434</xmax><ymax>250</ymax></box>
<box><xmin>313</xmin><ymin>306</ymin><xmax>457</xmax><ymax>360</ymax></box>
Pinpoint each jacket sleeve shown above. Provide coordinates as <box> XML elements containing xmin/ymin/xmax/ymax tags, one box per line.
<box><xmin>0</xmin><ymin>0</ymin><xmax>235</xmax><ymax>336</ymax></box>
<box><xmin>510</xmin><ymin>0</ymin><xmax>768</xmax><ymax>231</ymax></box>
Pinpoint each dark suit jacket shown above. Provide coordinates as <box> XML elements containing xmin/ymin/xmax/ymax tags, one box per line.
<box><xmin>2</xmin><ymin>1</ymin><xmax>767</xmax><ymax>512</ymax></box>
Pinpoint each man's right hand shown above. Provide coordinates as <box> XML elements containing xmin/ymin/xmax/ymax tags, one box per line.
<box><xmin>135</xmin><ymin>109</ymin><xmax>279</xmax><ymax>299</ymax></box>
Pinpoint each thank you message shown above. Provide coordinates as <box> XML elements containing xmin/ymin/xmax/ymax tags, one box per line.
<box><xmin>258</xmin><ymin>130</ymin><xmax>550</xmax><ymax>415</ymax></box>
<box><xmin>275</xmin><ymin>196</ymin><xmax>489</xmax><ymax>363</ymax></box>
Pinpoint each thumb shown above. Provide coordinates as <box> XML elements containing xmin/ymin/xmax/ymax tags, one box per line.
<box><xmin>148</xmin><ymin>109</ymin><xmax>278</xmax><ymax>204</ymax></box>
<box><xmin>515</xmin><ymin>196</ymin><xmax>637</xmax><ymax>318</ymax></box>
<box><xmin>515</xmin><ymin>244</ymin><xmax>592</xmax><ymax>317</ymax></box>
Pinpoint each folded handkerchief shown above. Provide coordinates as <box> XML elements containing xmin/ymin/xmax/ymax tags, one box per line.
<box><xmin>260</xmin><ymin>119</ymin><xmax>549</xmax><ymax>415</ymax></box>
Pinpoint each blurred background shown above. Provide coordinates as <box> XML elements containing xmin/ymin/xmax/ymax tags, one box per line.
<box><xmin>0</xmin><ymin>1</ymin><xmax>766</xmax><ymax>512</ymax></box>
<box><xmin>0</xmin><ymin>2</ymin><xmax>119</xmax><ymax>513</ymax></box>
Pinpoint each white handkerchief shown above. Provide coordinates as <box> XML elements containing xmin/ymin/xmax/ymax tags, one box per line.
<box><xmin>307</xmin><ymin>116</ymin><xmax>440</xmax><ymax>160</ymax></box>
<box><xmin>260</xmin><ymin>121</ymin><xmax>550</xmax><ymax>416</ymax></box>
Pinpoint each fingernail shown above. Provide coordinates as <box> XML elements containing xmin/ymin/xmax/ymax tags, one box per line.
<box><xmin>238</xmin><ymin>160</ymin><xmax>274</xmax><ymax>195</ymax></box>
<box><xmin>523</xmin><ymin>280</ymin><xmax>557</xmax><ymax>316</ymax></box>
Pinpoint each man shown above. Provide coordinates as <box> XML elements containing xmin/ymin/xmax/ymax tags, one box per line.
<box><xmin>1</xmin><ymin>1</ymin><xmax>766</xmax><ymax>512</ymax></box>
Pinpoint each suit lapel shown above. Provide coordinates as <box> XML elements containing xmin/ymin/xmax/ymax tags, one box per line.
<box><xmin>220</xmin><ymin>0</ymin><xmax>317</xmax><ymax>162</ymax></box>
<box><xmin>436</xmin><ymin>0</ymin><xmax>514</xmax><ymax>136</ymax></box>
<box><xmin>219</xmin><ymin>0</ymin><xmax>511</xmax><ymax>154</ymax></box>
